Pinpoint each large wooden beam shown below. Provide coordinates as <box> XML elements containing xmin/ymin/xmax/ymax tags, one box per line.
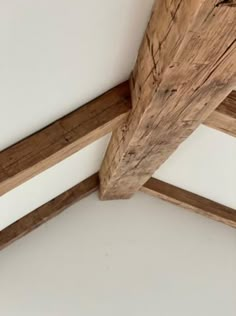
<box><xmin>141</xmin><ymin>177</ymin><xmax>236</xmax><ymax>229</ymax></box>
<box><xmin>100</xmin><ymin>0</ymin><xmax>236</xmax><ymax>199</ymax></box>
<box><xmin>0</xmin><ymin>82</ymin><xmax>130</xmax><ymax>196</ymax></box>
<box><xmin>0</xmin><ymin>82</ymin><xmax>234</xmax><ymax>199</ymax></box>
<box><xmin>204</xmin><ymin>91</ymin><xmax>236</xmax><ymax>137</ymax></box>
<box><xmin>0</xmin><ymin>174</ymin><xmax>99</xmax><ymax>251</ymax></box>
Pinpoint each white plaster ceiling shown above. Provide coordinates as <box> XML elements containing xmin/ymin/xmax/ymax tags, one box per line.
<box><xmin>0</xmin><ymin>0</ymin><xmax>235</xmax><ymax>230</ymax></box>
<box><xmin>0</xmin><ymin>192</ymin><xmax>235</xmax><ymax>316</ymax></box>
<box><xmin>0</xmin><ymin>0</ymin><xmax>154</xmax><ymax>150</ymax></box>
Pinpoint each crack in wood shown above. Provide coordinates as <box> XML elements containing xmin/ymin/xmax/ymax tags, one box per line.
<box><xmin>216</xmin><ymin>0</ymin><xmax>236</xmax><ymax>6</ymax></box>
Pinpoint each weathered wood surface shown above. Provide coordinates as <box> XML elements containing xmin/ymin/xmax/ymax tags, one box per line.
<box><xmin>100</xmin><ymin>0</ymin><xmax>236</xmax><ymax>199</ymax></box>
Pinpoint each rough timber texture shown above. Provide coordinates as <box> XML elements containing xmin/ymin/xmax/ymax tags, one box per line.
<box><xmin>142</xmin><ymin>178</ymin><xmax>236</xmax><ymax>229</ymax></box>
<box><xmin>100</xmin><ymin>0</ymin><xmax>236</xmax><ymax>199</ymax></box>
<box><xmin>0</xmin><ymin>82</ymin><xmax>130</xmax><ymax>196</ymax></box>
<box><xmin>0</xmin><ymin>174</ymin><xmax>99</xmax><ymax>251</ymax></box>
<box><xmin>204</xmin><ymin>91</ymin><xmax>236</xmax><ymax>137</ymax></box>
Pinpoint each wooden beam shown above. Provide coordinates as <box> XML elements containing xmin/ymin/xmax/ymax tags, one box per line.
<box><xmin>1</xmin><ymin>173</ymin><xmax>235</xmax><ymax>252</ymax></box>
<box><xmin>141</xmin><ymin>178</ymin><xmax>236</xmax><ymax>229</ymax></box>
<box><xmin>0</xmin><ymin>82</ymin><xmax>130</xmax><ymax>196</ymax></box>
<box><xmin>204</xmin><ymin>91</ymin><xmax>236</xmax><ymax>137</ymax></box>
<box><xmin>0</xmin><ymin>80</ymin><xmax>234</xmax><ymax>200</ymax></box>
<box><xmin>99</xmin><ymin>0</ymin><xmax>236</xmax><ymax>199</ymax></box>
<box><xmin>0</xmin><ymin>174</ymin><xmax>99</xmax><ymax>251</ymax></box>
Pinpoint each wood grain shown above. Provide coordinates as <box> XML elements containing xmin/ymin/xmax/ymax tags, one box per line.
<box><xmin>100</xmin><ymin>0</ymin><xmax>236</xmax><ymax>199</ymax></box>
<box><xmin>141</xmin><ymin>177</ymin><xmax>236</xmax><ymax>229</ymax></box>
<box><xmin>204</xmin><ymin>91</ymin><xmax>236</xmax><ymax>137</ymax></box>
<box><xmin>0</xmin><ymin>174</ymin><xmax>99</xmax><ymax>251</ymax></box>
<box><xmin>0</xmin><ymin>82</ymin><xmax>130</xmax><ymax>196</ymax></box>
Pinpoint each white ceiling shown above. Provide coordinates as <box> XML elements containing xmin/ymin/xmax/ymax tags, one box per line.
<box><xmin>0</xmin><ymin>0</ymin><xmax>235</xmax><ymax>231</ymax></box>
<box><xmin>0</xmin><ymin>192</ymin><xmax>235</xmax><ymax>316</ymax></box>
<box><xmin>0</xmin><ymin>0</ymin><xmax>154</xmax><ymax>150</ymax></box>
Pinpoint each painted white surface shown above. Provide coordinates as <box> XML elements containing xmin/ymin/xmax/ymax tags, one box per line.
<box><xmin>0</xmin><ymin>192</ymin><xmax>235</xmax><ymax>316</ymax></box>
<box><xmin>155</xmin><ymin>125</ymin><xmax>236</xmax><ymax>209</ymax></box>
<box><xmin>0</xmin><ymin>135</ymin><xmax>110</xmax><ymax>230</ymax></box>
<box><xmin>0</xmin><ymin>0</ymin><xmax>154</xmax><ymax>150</ymax></box>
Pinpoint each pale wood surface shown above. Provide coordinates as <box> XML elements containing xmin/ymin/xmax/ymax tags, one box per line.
<box><xmin>141</xmin><ymin>177</ymin><xmax>236</xmax><ymax>229</ymax></box>
<box><xmin>204</xmin><ymin>91</ymin><xmax>236</xmax><ymax>137</ymax></box>
<box><xmin>0</xmin><ymin>174</ymin><xmax>99</xmax><ymax>251</ymax></box>
<box><xmin>100</xmin><ymin>0</ymin><xmax>236</xmax><ymax>199</ymax></box>
<box><xmin>0</xmin><ymin>82</ymin><xmax>130</xmax><ymax>196</ymax></box>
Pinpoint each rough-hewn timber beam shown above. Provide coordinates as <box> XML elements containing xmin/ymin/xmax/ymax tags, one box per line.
<box><xmin>204</xmin><ymin>91</ymin><xmax>236</xmax><ymax>137</ymax></box>
<box><xmin>0</xmin><ymin>82</ymin><xmax>130</xmax><ymax>196</ymax></box>
<box><xmin>99</xmin><ymin>0</ymin><xmax>236</xmax><ymax>199</ymax></box>
<box><xmin>0</xmin><ymin>81</ymin><xmax>234</xmax><ymax>199</ymax></box>
<box><xmin>0</xmin><ymin>174</ymin><xmax>99</xmax><ymax>251</ymax></box>
<box><xmin>141</xmin><ymin>177</ymin><xmax>236</xmax><ymax>229</ymax></box>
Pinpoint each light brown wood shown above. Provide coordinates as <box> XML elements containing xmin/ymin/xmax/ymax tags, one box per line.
<box><xmin>100</xmin><ymin>0</ymin><xmax>236</xmax><ymax>199</ymax></box>
<box><xmin>141</xmin><ymin>177</ymin><xmax>236</xmax><ymax>229</ymax></box>
<box><xmin>0</xmin><ymin>82</ymin><xmax>130</xmax><ymax>196</ymax></box>
<box><xmin>204</xmin><ymin>91</ymin><xmax>236</xmax><ymax>137</ymax></box>
<box><xmin>0</xmin><ymin>174</ymin><xmax>99</xmax><ymax>251</ymax></box>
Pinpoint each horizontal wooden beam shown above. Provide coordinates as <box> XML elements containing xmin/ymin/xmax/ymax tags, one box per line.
<box><xmin>141</xmin><ymin>178</ymin><xmax>236</xmax><ymax>229</ymax></box>
<box><xmin>0</xmin><ymin>82</ymin><xmax>130</xmax><ymax>196</ymax></box>
<box><xmin>204</xmin><ymin>91</ymin><xmax>236</xmax><ymax>138</ymax></box>
<box><xmin>0</xmin><ymin>174</ymin><xmax>99</xmax><ymax>251</ymax></box>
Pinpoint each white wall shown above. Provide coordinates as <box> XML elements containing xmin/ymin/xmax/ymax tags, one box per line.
<box><xmin>0</xmin><ymin>192</ymin><xmax>235</xmax><ymax>316</ymax></box>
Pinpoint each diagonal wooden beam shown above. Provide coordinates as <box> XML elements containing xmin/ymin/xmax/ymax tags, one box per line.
<box><xmin>1</xmin><ymin>174</ymin><xmax>235</xmax><ymax>252</ymax></box>
<box><xmin>0</xmin><ymin>174</ymin><xmax>99</xmax><ymax>251</ymax></box>
<box><xmin>141</xmin><ymin>177</ymin><xmax>236</xmax><ymax>229</ymax></box>
<box><xmin>99</xmin><ymin>0</ymin><xmax>236</xmax><ymax>199</ymax></box>
<box><xmin>0</xmin><ymin>82</ymin><xmax>130</xmax><ymax>196</ymax></box>
<box><xmin>204</xmin><ymin>91</ymin><xmax>236</xmax><ymax>137</ymax></box>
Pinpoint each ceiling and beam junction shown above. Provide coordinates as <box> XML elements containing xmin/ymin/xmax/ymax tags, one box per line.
<box><xmin>0</xmin><ymin>0</ymin><xmax>236</xmax><ymax>250</ymax></box>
